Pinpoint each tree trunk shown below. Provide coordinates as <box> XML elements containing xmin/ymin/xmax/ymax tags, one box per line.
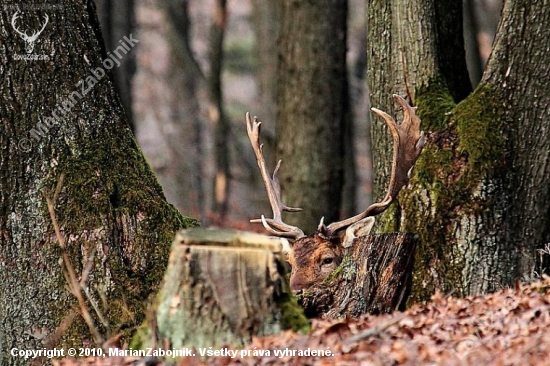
<box><xmin>134</xmin><ymin>229</ymin><xmax>309</xmax><ymax>350</ymax></box>
<box><xmin>251</xmin><ymin>0</ymin><xmax>280</xmax><ymax>132</ymax></box>
<box><xmin>298</xmin><ymin>233</ymin><xmax>417</xmax><ymax>318</ymax></box>
<box><xmin>368</xmin><ymin>0</ymin><xmax>550</xmax><ymax>299</ymax></box>
<box><xmin>94</xmin><ymin>0</ymin><xmax>137</xmax><ymax>132</ymax></box>
<box><xmin>209</xmin><ymin>0</ymin><xmax>231</xmax><ymax>224</ymax></box>
<box><xmin>277</xmin><ymin>0</ymin><xmax>348</xmax><ymax>234</ymax></box>
<box><xmin>468</xmin><ymin>0</ymin><xmax>550</xmax><ymax>291</ymax></box>
<box><xmin>463</xmin><ymin>0</ymin><xmax>484</xmax><ymax>87</ymax></box>
<box><xmin>163</xmin><ymin>0</ymin><xmax>208</xmax><ymax>223</ymax></box>
<box><xmin>368</xmin><ymin>0</ymin><xmax>471</xmax><ymax>205</ymax></box>
<box><xmin>0</xmin><ymin>1</ymin><xmax>197</xmax><ymax>363</ymax></box>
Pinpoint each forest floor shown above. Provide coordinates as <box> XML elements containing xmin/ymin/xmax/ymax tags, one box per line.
<box><xmin>55</xmin><ymin>277</ymin><xmax>550</xmax><ymax>365</ymax></box>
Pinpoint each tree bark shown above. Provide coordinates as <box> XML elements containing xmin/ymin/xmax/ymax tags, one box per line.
<box><xmin>209</xmin><ymin>0</ymin><xmax>231</xmax><ymax>224</ymax></box>
<box><xmin>250</xmin><ymin>0</ymin><xmax>280</xmax><ymax>175</ymax></box>
<box><xmin>277</xmin><ymin>0</ymin><xmax>348</xmax><ymax>234</ymax></box>
<box><xmin>298</xmin><ymin>233</ymin><xmax>417</xmax><ymax>318</ymax></box>
<box><xmin>251</xmin><ymin>0</ymin><xmax>280</xmax><ymax>131</ymax></box>
<box><xmin>94</xmin><ymin>0</ymin><xmax>137</xmax><ymax>132</ymax></box>
<box><xmin>134</xmin><ymin>229</ymin><xmax>309</xmax><ymax>350</ymax></box>
<box><xmin>472</xmin><ymin>0</ymin><xmax>550</xmax><ymax>291</ymax></box>
<box><xmin>0</xmin><ymin>1</ymin><xmax>197</xmax><ymax>363</ymax></box>
<box><xmin>368</xmin><ymin>0</ymin><xmax>550</xmax><ymax>299</ymax></box>
<box><xmin>463</xmin><ymin>0</ymin><xmax>484</xmax><ymax>87</ymax></box>
<box><xmin>163</xmin><ymin>0</ymin><xmax>208</xmax><ymax>223</ymax></box>
<box><xmin>368</xmin><ymin>0</ymin><xmax>471</xmax><ymax>208</ymax></box>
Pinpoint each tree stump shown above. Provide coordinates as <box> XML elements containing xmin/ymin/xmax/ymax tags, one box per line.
<box><xmin>138</xmin><ymin>228</ymin><xmax>309</xmax><ymax>350</ymax></box>
<box><xmin>298</xmin><ymin>233</ymin><xmax>417</xmax><ymax>318</ymax></box>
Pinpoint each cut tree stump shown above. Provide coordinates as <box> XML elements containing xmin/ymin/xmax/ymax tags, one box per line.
<box><xmin>136</xmin><ymin>228</ymin><xmax>309</xmax><ymax>350</ymax></box>
<box><xmin>298</xmin><ymin>233</ymin><xmax>418</xmax><ymax>318</ymax></box>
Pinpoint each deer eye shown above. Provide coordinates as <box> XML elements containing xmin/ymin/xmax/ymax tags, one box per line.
<box><xmin>322</xmin><ymin>257</ymin><xmax>334</xmax><ymax>265</ymax></box>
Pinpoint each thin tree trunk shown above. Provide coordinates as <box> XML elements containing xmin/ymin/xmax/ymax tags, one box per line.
<box><xmin>250</xmin><ymin>0</ymin><xmax>280</xmax><ymax>168</ymax></box>
<box><xmin>0</xmin><ymin>1</ymin><xmax>196</xmax><ymax>363</ymax></box>
<box><xmin>277</xmin><ymin>0</ymin><xmax>348</xmax><ymax>234</ymax></box>
<box><xmin>463</xmin><ymin>0</ymin><xmax>484</xmax><ymax>87</ymax></box>
<box><xmin>164</xmin><ymin>0</ymin><xmax>208</xmax><ymax>223</ymax></box>
<box><xmin>95</xmin><ymin>0</ymin><xmax>137</xmax><ymax>132</ymax></box>
<box><xmin>341</xmin><ymin>88</ymin><xmax>357</xmax><ymax>219</ymax></box>
<box><xmin>209</xmin><ymin>0</ymin><xmax>230</xmax><ymax>224</ymax></box>
<box><xmin>368</xmin><ymin>0</ymin><xmax>471</xmax><ymax>298</ymax></box>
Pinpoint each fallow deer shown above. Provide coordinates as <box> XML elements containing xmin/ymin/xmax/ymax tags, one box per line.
<box><xmin>246</xmin><ymin>95</ymin><xmax>426</xmax><ymax>294</ymax></box>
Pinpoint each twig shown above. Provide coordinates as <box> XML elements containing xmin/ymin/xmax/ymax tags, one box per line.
<box><xmin>80</xmin><ymin>247</ymin><xmax>110</xmax><ymax>329</ymax></box>
<box><xmin>44</xmin><ymin>174</ymin><xmax>104</xmax><ymax>345</ymax></box>
<box><xmin>343</xmin><ymin>312</ymin><xmax>408</xmax><ymax>344</ymax></box>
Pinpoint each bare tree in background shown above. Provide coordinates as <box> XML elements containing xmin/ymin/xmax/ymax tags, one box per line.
<box><xmin>209</xmin><ymin>0</ymin><xmax>231</xmax><ymax>224</ymax></box>
<box><xmin>95</xmin><ymin>0</ymin><xmax>137</xmax><ymax>131</ymax></box>
<box><xmin>163</xmin><ymin>0</ymin><xmax>208</xmax><ymax>223</ymax></box>
<box><xmin>463</xmin><ymin>0</ymin><xmax>503</xmax><ymax>86</ymax></box>
<box><xmin>251</xmin><ymin>0</ymin><xmax>279</xmax><ymax>133</ymax></box>
<box><xmin>277</xmin><ymin>0</ymin><xmax>349</xmax><ymax>234</ymax></box>
<box><xmin>136</xmin><ymin>0</ymin><xmax>232</xmax><ymax>224</ymax></box>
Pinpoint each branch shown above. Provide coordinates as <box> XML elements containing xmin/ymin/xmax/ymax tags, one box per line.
<box><xmin>44</xmin><ymin>174</ymin><xmax>103</xmax><ymax>345</ymax></box>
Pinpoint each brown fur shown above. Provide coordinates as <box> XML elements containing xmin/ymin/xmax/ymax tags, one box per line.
<box><xmin>288</xmin><ymin>234</ymin><xmax>344</xmax><ymax>292</ymax></box>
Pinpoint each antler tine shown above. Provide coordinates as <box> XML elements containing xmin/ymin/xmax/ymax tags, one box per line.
<box><xmin>246</xmin><ymin>113</ymin><xmax>305</xmax><ymax>240</ymax></box>
<box><xmin>326</xmin><ymin>95</ymin><xmax>426</xmax><ymax>235</ymax></box>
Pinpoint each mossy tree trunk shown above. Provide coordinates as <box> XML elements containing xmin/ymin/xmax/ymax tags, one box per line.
<box><xmin>368</xmin><ymin>0</ymin><xmax>550</xmax><ymax>299</ymax></box>
<box><xmin>0</xmin><ymin>1</ymin><xmax>197</xmax><ymax>364</ymax></box>
<box><xmin>277</xmin><ymin>0</ymin><xmax>348</xmax><ymax>234</ymax></box>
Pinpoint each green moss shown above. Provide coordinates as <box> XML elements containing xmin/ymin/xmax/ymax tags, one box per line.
<box><xmin>324</xmin><ymin>258</ymin><xmax>345</xmax><ymax>283</ymax></box>
<box><xmin>129</xmin><ymin>321</ymin><xmax>153</xmax><ymax>350</ymax></box>
<box><xmin>321</xmin><ymin>254</ymin><xmax>357</xmax><ymax>285</ymax></box>
<box><xmin>455</xmin><ymin>86</ymin><xmax>506</xmax><ymax>182</ymax></box>
<box><xmin>42</xmin><ymin>129</ymin><xmax>199</xmax><ymax>347</ymax></box>
<box><xmin>379</xmin><ymin>202</ymin><xmax>400</xmax><ymax>233</ymax></box>
<box><xmin>415</xmin><ymin>77</ymin><xmax>456</xmax><ymax>131</ymax></box>
<box><xmin>276</xmin><ymin>293</ymin><xmax>311</xmax><ymax>333</ymax></box>
<box><xmin>395</xmin><ymin>79</ymin><xmax>505</xmax><ymax>303</ymax></box>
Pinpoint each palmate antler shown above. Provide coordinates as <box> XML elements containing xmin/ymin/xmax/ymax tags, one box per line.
<box><xmin>324</xmin><ymin>94</ymin><xmax>426</xmax><ymax>235</ymax></box>
<box><xmin>246</xmin><ymin>113</ymin><xmax>305</xmax><ymax>239</ymax></box>
<box><xmin>247</xmin><ymin>94</ymin><xmax>425</xmax><ymax>239</ymax></box>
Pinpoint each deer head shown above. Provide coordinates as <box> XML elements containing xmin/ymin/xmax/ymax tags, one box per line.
<box><xmin>12</xmin><ymin>11</ymin><xmax>49</xmax><ymax>54</ymax></box>
<box><xmin>246</xmin><ymin>95</ymin><xmax>426</xmax><ymax>293</ymax></box>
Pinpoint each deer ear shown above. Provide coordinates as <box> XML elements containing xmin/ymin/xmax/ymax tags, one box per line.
<box><xmin>280</xmin><ymin>238</ymin><xmax>292</xmax><ymax>254</ymax></box>
<box><xmin>341</xmin><ymin>217</ymin><xmax>375</xmax><ymax>248</ymax></box>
